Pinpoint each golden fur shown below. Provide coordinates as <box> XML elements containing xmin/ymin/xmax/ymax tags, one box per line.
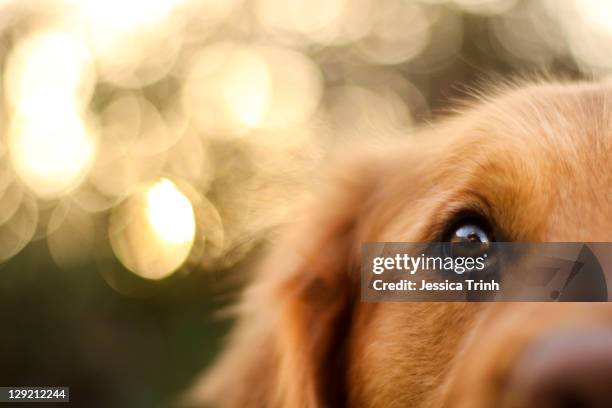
<box><xmin>190</xmin><ymin>81</ymin><xmax>612</xmax><ymax>407</ymax></box>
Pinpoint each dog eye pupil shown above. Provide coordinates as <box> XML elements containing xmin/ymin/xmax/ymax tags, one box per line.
<box><xmin>450</xmin><ymin>224</ymin><xmax>490</xmax><ymax>245</ymax></box>
<box><xmin>442</xmin><ymin>218</ymin><xmax>494</xmax><ymax>261</ymax></box>
<box><xmin>439</xmin><ymin>217</ymin><xmax>498</xmax><ymax>280</ymax></box>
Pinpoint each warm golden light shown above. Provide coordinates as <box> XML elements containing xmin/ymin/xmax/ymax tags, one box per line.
<box><xmin>356</xmin><ymin>1</ymin><xmax>432</xmax><ymax>64</ymax></box>
<box><xmin>109</xmin><ymin>178</ymin><xmax>196</xmax><ymax>280</ymax></box>
<box><xmin>565</xmin><ymin>0</ymin><xmax>612</xmax><ymax>71</ymax></box>
<box><xmin>146</xmin><ymin>178</ymin><xmax>196</xmax><ymax>245</ymax></box>
<box><xmin>255</xmin><ymin>0</ymin><xmax>349</xmax><ymax>45</ymax></box>
<box><xmin>222</xmin><ymin>50</ymin><xmax>271</xmax><ymax>128</ymax></box>
<box><xmin>9</xmin><ymin>113</ymin><xmax>96</xmax><ymax>199</ymax></box>
<box><xmin>75</xmin><ymin>0</ymin><xmax>188</xmax><ymax>32</ymax></box>
<box><xmin>183</xmin><ymin>43</ymin><xmax>322</xmax><ymax>137</ymax></box>
<box><xmin>4</xmin><ymin>29</ymin><xmax>95</xmax><ymax>113</ymax></box>
<box><xmin>5</xmin><ymin>30</ymin><xmax>97</xmax><ymax>199</ymax></box>
<box><xmin>2</xmin><ymin>0</ymin><xmax>611</xmax><ymax>277</ymax></box>
<box><xmin>579</xmin><ymin>0</ymin><xmax>612</xmax><ymax>32</ymax></box>
<box><xmin>253</xmin><ymin>47</ymin><xmax>323</xmax><ymax>129</ymax></box>
<box><xmin>183</xmin><ymin>43</ymin><xmax>268</xmax><ymax>136</ymax></box>
<box><xmin>68</xmin><ymin>0</ymin><xmax>188</xmax><ymax>86</ymax></box>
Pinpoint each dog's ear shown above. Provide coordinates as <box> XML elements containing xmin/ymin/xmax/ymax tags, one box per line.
<box><xmin>189</xmin><ymin>151</ymin><xmax>381</xmax><ymax>408</ymax></box>
<box><xmin>273</xmin><ymin>153</ymin><xmax>381</xmax><ymax>408</ymax></box>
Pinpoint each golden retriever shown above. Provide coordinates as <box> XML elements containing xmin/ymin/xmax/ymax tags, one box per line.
<box><xmin>191</xmin><ymin>81</ymin><xmax>612</xmax><ymax>407</ymax></box>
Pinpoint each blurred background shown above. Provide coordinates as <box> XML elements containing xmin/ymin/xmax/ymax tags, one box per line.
<box><xmin>0</xmin><ymin>0</ymin><xmax>607</xmax><ymax>406</ymax></box>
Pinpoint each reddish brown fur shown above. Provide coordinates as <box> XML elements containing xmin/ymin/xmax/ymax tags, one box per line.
<box><xmin>190</xmin><ymin>81</ymin><xmax>612</xmax><ymax>407</ymax></box>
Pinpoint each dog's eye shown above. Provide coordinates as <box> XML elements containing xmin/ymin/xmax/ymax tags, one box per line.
<box><xmin>442</xmin><ymin>216</ymin><xmax>494</xmax><ymax>258</ymax></box>
<box><xmin>448</xmin><ymin>221</ymin><xmax>492</xmax><ymax>245</ymax></box>
<box><xmin>439</xmin><ymin>215</ymin><xmax>498</xmax><ymax>293</ymax></box>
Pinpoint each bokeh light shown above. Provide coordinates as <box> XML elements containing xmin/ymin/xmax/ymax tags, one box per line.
<box><xmin>67</xmin><ymin>0</ymin><xmax>189</xmax><ymax>87</ymax></box>
<box><xmin>5</xmin><ymin>29</ymin><xmax>97</xmax><ymax>199</ymax></box>
<box><xmin>0</xmin><ymin>0</ymin><xmax>610</xmax><ymax>293</ymax></box>
<box><xmin>8</xmin><ymin>113</ymin><xmax>96</xmax><ymax>199</ymax></box>
<box><xmin>146</xmin><ymin>178</ymin><xmax>196</xmax><ymax>245</ymax></box>
<box><xmin>221</xmin><ymin>48</ymin><xmax>271</xmax><ymax>128</ymax></box>
<box><xmin>356</xmin><ymin>0</ymin><xmax>432</xmax><ymax>64</ymax></box>
<box><xmin>109</xmin><ymin>178</ymin><xmax>196</xmax><ymax>280</ymax></box>
<box><xmin>255</xmin><ymin>0</ymin><xmax>349</xmax><ymax>45</ymax></box>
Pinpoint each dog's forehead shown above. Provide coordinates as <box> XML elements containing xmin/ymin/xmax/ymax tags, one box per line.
<box><xmin>375</xmin><ymin>83</ymin><xmax>612</xmax><ymax>241</ymax></box>
<box><xmin>485</xmin><ymin>83</ymin><xmax>612</xmax><ymax>154</ymax></box>
<box><xmin>458</xmin><ymin>83</ymin><xmax>612</xmax><ymax>239</ymax></box>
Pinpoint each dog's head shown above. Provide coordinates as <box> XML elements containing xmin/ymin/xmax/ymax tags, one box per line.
<box><xmin>194</xmin><ymin>81</ymin><xmax>612</xmax><ymax>408</ymax></box>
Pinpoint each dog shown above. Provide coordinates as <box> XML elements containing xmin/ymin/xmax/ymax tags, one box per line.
<box><xmin>190</xmin><ymin>81</ymin><xmax>612</xmax><ymax>407</ymax></box>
